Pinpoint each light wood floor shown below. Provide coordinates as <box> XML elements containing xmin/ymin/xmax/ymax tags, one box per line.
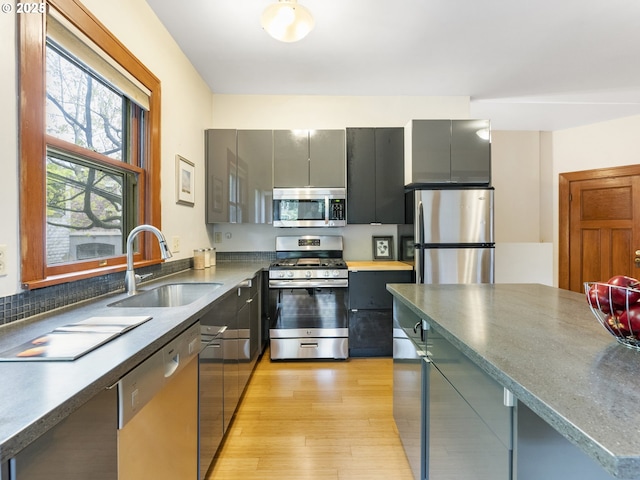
<box><xmin>206</xmin><ymin>351</ymin><xmax>415</xmax><ymax>480</ymax></box>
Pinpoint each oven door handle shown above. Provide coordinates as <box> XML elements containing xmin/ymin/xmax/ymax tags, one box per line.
<box><xmin>269</xmin><ymin>279</ymin><xmax>348</xmax><ymax>289</ymax></box>
<box><xmin>324</xmin><ymin>195</ymin><xmax>330</xmax><ymax>225</ymax></box>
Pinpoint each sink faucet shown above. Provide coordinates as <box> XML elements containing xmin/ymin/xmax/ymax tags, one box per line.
<box><xmin>124</xmin><ymin>224</ymin><xmax>173</xmax><ymax>295</ymax></box>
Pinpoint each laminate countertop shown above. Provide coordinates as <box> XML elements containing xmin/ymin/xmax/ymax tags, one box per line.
<box><xmin>0</xmin><ymin>263</ymin><xmax>269</xmax><ymax>463</ymax></box>
<box><xmin>347</xmin><ymin>261</ymin><xmax>413</xmax><ymax>271</ymax></box>
<box><xmin>387</xmin><ymin>283</ymin><xmax>640</xmax><ymax>479</ymax></box>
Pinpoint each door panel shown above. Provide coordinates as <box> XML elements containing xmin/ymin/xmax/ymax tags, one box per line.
<box><xmin>420</xmin><ymin>247</ymin><xmax>494</xmax><ymax>284</ymax></box>
<box><xmin>566</xmin><ymin>174</ymin><xmax>640</xmax><ymax>292</ymax></box>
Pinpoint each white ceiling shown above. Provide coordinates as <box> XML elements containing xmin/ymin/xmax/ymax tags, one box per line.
<box><xmin>145</xmin><ymin>0</ymin><xmax>640</xmax><ymax>131</ymax></box>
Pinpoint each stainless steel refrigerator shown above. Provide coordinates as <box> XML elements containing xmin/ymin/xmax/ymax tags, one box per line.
<box><xmin>413</xmin><ymin>188</ymin><xmax>494</xmax><ymax>284</ymax></box>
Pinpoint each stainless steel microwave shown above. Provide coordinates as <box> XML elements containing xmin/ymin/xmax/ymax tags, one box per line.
<box><xmin>273</xmin><ymin>188</ymin><xmax>346</xmax><ymax>227</ymax></box>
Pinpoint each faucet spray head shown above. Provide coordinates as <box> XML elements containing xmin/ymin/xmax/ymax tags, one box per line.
<box><xmin>159</xmin><ymin>239</ymin><xmax>173</xmax><ymax>260</ymax></box>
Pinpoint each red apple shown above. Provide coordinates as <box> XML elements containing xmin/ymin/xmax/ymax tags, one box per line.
<box><xmin>605</xmin><ymin>312</ymin><xmax>627</xmax><ymax>337</ymax></box>
<box><xmin>587</xmin><ymin>283</ymin><xmax>613</xmax><ymax>313</ymax></box>
<box><xmin>606</xmin><ymin>275</ymin><xmax>640</xmax><ymax>308</ymax></box>
<box><xmin>618</xmin><ymin>303</ymin><xmax>640</xmax><ymax>337</ymax></box>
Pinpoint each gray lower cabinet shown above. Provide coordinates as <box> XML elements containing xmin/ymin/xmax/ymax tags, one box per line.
<box><xmin>10</xmin><ymin>388</ymin><xmax>117</xmax><ymax>480</ymax></box>
<box><xmin>393</xmin><ymin>298</ymin><xmax>512</xmax><ymax>480</ymax></box>
<box><xmin>205</xmin><ymin>129</ymin><xmax>273</xmax><ymax>224</ymax></box>
<box><xmin>218</xmin><ymin>289</ymin><xmax>239</xmax><ymax>433</ymax></box>
<box><xmin>220</xmin><ymin>276</ymin><xmax>262</xmax><ymax>432</ymax></box>
<box><xmin>349</xmin><ymin>269</ymin><xmax>412</xmax><ymax>357</ymax></box>
<box><xmin>425</xmin><ymin>326</ymin><xmax>512</xmax><ymax>480</ymax></box>
<box><xmin>238</xmin><ymin>275</ymin><xmax>259</xmax><ymax>394</ymax></box>
<box><xmin>516</xmin><ymin>403</ymin><xmax>615</xmax><ymax>480</ymax></box>
<box><xmin>273</xmin><ymin>129</ymin><xmax>345</xmax><ymax>187</ymax></box>
<box><xmin>199</xmin><ymin>311</ymin><xmax>225</xmax><ymax>480</ymax></box>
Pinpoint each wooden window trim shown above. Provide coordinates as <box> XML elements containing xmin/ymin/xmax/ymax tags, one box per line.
<box><xmin>19</xmin><ymin>0</ymin><xmax>162</xmax><ymax>290</ymax></box>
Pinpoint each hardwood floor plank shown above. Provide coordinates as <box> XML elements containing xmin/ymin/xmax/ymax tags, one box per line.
<box><xmin>206</xmin><ymin>353</ymin><xmax>414</xmax><ymax>480</ymax></box>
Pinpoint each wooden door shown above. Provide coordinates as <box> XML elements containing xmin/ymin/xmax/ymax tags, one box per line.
<box><xmin>559</xmin><ymin>165</ymin><xmax>640</xmax><ymax>292</ymax></box>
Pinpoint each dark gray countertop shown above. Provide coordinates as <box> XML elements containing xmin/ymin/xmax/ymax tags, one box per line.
<box><xmin>387</xmin><ymin>283</ymin><xmax>640</xmax><ymax>479</ymax></box>
<box><xmin>0</xmin><ymin>262</ymin><xmax>268</xmax><ymax>463</ymax></box>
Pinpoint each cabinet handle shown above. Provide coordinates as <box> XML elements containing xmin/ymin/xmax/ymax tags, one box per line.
<box><xmin>503</xmin><ymin>388</ymin><xmax>515</xmax><ymax>407</ymax></box>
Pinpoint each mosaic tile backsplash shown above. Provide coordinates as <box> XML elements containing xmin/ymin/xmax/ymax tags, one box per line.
<box><xmin>0</xmin><ymin>252</ymin><xmax>275</xmax><ymax>326</ymax></box>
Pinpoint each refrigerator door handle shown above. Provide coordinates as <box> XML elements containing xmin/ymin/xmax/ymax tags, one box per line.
<box><xmin>418</xmin><ymin>200</ymin><xmax>425</xmax><ymax>284</ymax></box>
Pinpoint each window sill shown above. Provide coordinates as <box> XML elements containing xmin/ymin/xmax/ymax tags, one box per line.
<box><xmin>22</xmin><ymin>259</ymin><xmax>164</xmax><ymax>290</ymax></box>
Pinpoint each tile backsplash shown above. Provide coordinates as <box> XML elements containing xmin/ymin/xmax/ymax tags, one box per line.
<box><xmin>0</xmin><ymin>252</ymin><xmax>275</xmax><ymax>326</ymax></box>
<box><xmin>0</xmin><ymin>258</ymin><xmax>192</xmax><ymax>326</ymax></box>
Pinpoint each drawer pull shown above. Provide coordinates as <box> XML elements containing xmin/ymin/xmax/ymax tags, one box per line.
<box><xmin>300</xmin><ymin>343</ymin><xmax>319</xmax><ymax>348</ymax></box>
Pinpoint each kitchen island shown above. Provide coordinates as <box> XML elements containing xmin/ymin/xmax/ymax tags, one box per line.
<box><xmin>388</xmin><ymin>283</ymin><xmax>640</xmax><ymax>479</ymax></box>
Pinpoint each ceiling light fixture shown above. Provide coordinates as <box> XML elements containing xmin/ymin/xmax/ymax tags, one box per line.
<box><xmin>261</xmin><ymin>0</ymin><xmax>315</xmax><ymax>43</ymax></box>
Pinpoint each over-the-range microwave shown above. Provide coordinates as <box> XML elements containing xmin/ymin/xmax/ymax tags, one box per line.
<box><xmin>273</xmin><ymin>187</ymin><xmax>346</xmax><ymax>227</ymax></box>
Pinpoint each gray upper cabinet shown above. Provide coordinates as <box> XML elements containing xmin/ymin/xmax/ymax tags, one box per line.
<box><xmin>237</xmin><ymin>130</ymin><xmax>273</xmax><ymax>224</ymax></box>
<box><xmin>205</xmin><ymin>129</ymin><xmax>273</xmax><ymax>224</ymax></box>
<box><xmin>273</xmin><ymin>130</ymin><xmax>308</xmax><ymax>188</ymax></box>
<box><xmin>273</xmin><ymin>129</ymin><xmax>345</xmax><ymax>188</ymax></box>
<box><xmin>405</xmin><ymin>119</ymin><xmax>491</xmax><ymax>186</ymax></box>
<box><xmin>347</xmin><ymin>127</ymin><xmax>405</xmax><ymax>224</ymax></box>
<box><xmin>309</xmin><ymin>130</ymin><xmax>346</xmax><ymax>187</ymax></box>
<box><xmin>206</xmin><ymin>129</ymin><xmax>236</xmax><ymax>224</ymax></box>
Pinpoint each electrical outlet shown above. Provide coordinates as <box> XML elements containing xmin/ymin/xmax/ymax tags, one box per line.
<box><xmin>172</xmin><ymin>236</ymin><xmax>180</xmax><ymax>253</ymax></box>
<box><xmin>214</xmin><ymin>232</ymin><xmax>222</xmax><ymax>243</ymax></box>
<box><xmin>0</xmin><ymin>244</ymin><xmax>6</xmax><ymax>276</ymax></box>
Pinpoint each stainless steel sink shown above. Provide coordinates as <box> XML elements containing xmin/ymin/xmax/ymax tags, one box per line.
<box><xmin>108</xmin><ymin>283</ymin><xmax>222</xmax><ymax>308</ymax></box>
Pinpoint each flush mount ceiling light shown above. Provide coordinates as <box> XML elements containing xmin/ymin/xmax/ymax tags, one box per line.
<box><xmin>261</xmin><ymin>0</ymin><xmax>315</xmax><ymax>43</ymax></box>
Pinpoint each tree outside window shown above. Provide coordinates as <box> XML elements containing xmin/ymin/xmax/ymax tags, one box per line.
<box><xmin>19</xmin><ymin>1</ymin><xmax>161</xmax><ymax>288</ymax></box>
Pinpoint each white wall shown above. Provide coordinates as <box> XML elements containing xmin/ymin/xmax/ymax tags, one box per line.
<box><xmin>0</xmin><ymin>10</ymin><xmax>20</xmax><ymax>296</ymax></box>
<box><xmin>211</xmin><ymin>95</ymin><xmax>471</xmax><ymax>129</ymax></box>
<box><xmin>491</xmin><ymin>131</ymin><xmax>542</xmax><ymax>242</ymax></box>
<box><xmin>0</xmin><ymin>0</ymin><xmax>214</xmax><ymax>296</ymax></box>
<box><xmin>550</xmin><ymin>114</ymin><xmax>640</xmax><ymax>284</ymax></box>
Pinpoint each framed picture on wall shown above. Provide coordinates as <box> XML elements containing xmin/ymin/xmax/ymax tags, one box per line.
<box><xmin>372</xmin><ymin>236</ymin><xmax>394</xmax><ymax>260</ymax></box>
<box><xmin>176</xmin><ymin>155</ymin><xmax>195</xmax><ymax>206</ymax></box>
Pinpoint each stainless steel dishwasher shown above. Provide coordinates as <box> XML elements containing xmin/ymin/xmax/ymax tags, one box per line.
<box><xmin>118</xmin><ymin>322</ymin><xmax>200</xmax><ymax>480</ymax></box>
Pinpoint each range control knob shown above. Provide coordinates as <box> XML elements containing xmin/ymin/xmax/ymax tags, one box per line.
<box><xmin>278</xmin><ymin>271</ymin><xmax>285</xmax><ymax>278</ymax></box>
<box><xmin>286</xmin><ymin>271</ymin><xmax>293</xmax><ymax>278</ymax></box>
<box><xmin>305</xmin><ymin>270</ymin><xmax>312</xmax><ymax>278</ymax></box>
<box><xmin>323</xmin><ymin>270</ymin><xmax>330</xmax><ymax>277</ymax></box>
<box><xmin>332</xmin><ymin>270</ymin><xmax>339</xmax><ymax>277</ymax></box>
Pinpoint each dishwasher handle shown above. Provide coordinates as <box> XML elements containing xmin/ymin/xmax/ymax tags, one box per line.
<box><xmin>164</xmin><ymin>349</ymin><xmax>179</xmax><ymax>378</ymax></box>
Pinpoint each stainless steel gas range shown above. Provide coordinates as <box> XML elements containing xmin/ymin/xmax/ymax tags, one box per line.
<box><xmin>268</xmin><ymin>235</ymin><xmax>349</xmax><ymax>360</ymax></box>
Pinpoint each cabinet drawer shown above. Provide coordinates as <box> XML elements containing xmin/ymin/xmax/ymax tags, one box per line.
<box><xmin>270</xmin><ymin>337</ymin><xmax>348</xmax><ymax>360</ymax></box>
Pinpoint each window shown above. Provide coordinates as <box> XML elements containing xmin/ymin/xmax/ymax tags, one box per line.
<box><xmin>19</xmin><ymin>0</ymin><xmax>161</xmax><ymax>288</ymax></box>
